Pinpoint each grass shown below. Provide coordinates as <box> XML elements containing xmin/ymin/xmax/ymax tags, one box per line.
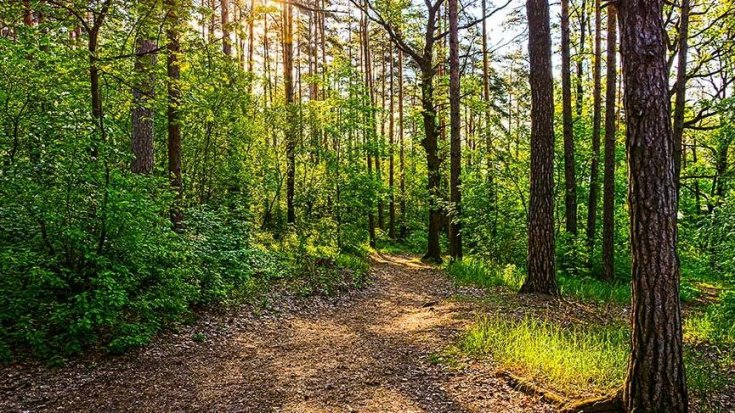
<box><xmin>453</xmin><ymin>315</ymin><xmax>731</xmax><ymax>400</ymax></box>
<box><xmin>457</xmin><ymin>316</ymin><xmax>628</xmax><ymax>397</ymax></box>
<box><xmin>447</xmin><ymin>256</ymin><xmax>703</xmax><ymax>305</ymax></box>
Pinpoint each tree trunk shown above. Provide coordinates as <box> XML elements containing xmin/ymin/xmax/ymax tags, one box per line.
<box><xmin>672</xmin><ymin>0</ymin><xmax>690</xmax><ymax>197</ymax></box>
<box><xmin>131</xmin><ymin>38</ymin><xmax>156</xmax><ymax>174</ymax></box>
<box><xmin>167</xmin><ymin>0</ymin><xmax>184</xmax><ymax>229</ymax></box>
<box><xmin>388</xmin><ymin>44</ymin><xmax>396</xmax><ymax>240</ymax></box>
<box><xmin>575</xmin><ymin>0</ymin><xmax>587</xmax><ymax>116</ymax></box>
<box><xmin>619</xmin><ymin>0</ymin><xmax>688</xmax><ymax>410</ymax></box>
<box><xmin>222</xmin><ymin>0</ymin><xmax>232</xmax><ymax>56</ymax></box>
<box><xmin>561</xmin><ymin>0</ymin><xmax>578</xmax><ymax>236</ymax></box>
<box><xmin>420</xmin><ymin>65</ymin><xmax>442</xmax><ymax>264</ymax></box>
<box><xmin>521</xmin><ymin>0</ymin><xmax>557</xmax><ymax>295</ymax></box>
<box><xmin>448</xmin><ymin>0</ymin><xmax>462</xmax><ymax>259</ymax></box>
<box><xmin>601</xmin><ymin>5</ymin><xmax>617</xmax><ymax>281</ymax></box>
<box><xmin>398</xmin><ymin>49</ymin><xmax>407</xmax><ymax>238</ymax></box>
<box><xmin>585</xmin><ymin>0</ymin><xmax>602</xmax><ymax>258</ymax></box>
<box><xmin>283</xmin><ymin>0</ymin><xmax>296</xmax><ymax>224</ymax></box>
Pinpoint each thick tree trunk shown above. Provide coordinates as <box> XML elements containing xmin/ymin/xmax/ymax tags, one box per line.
<box><xmin>619</xmin><ymin>0</ymin><xmax>688</xmax><ymax>410</ymax></box>
<box><xmin>521</xmin><ymin>0</ymin><xmax>557</xmax><ymax>295</ymax></box>
<box><xmin>131</xmin><ymin>38</ymin><xmax>156</xmax><ymax>174</ymax></box>
<box><xmin>586</xmin><ymin>0</ymin><xmax>602</xmax><ymax>258</ymax></box>
<box><xmin>601</xmin><ymin>5</ymin><xmax>617</xmax><ymax>281</ymax></box>
<box><xmin>561</xmin><ymin>0</ymin><xmax>578</xmax><ymax>237</ymax></box>
<box><xmin>448</xmin><ymin>0</ymin><xmax>462</xmax><ymax>259</ymax></box>
<box><xmin>167</xmin><ymin>0</ymin><xmax>184</xmax><ymax>229</ymax></box>
<box><xmin>672</xmin><ymin>0</ymin><xmax>690</xmax><ymax>197</ymax></box>
<box><xmin>283</xmin><ymin>0</ymin><xmax>296</xmax><ymax>224</ymax></box>
<box><xmin>420</xmin><ymin>66</ymin><xmax>442</xmax><ymax>264</ymax></box>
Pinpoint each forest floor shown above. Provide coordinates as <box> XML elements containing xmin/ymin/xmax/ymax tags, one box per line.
<box><xmin>0</xmin><ymin>254</ymin><xmax>554</xmax><ymax>413</ymax></box>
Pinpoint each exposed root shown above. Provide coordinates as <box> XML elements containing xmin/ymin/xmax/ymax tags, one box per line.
<box><xmin>498</xmin><ymin>371</ymin><xmax>569</xmax><ymax>406</ymax></box>
<box><xmin>499</xmin><ymin>371</ymin><xmax>624</xmax><ymax>413</ymax></box>
<box><xmin>560</xmin><ymin>389</ymin><xmax>624</xmax><ymax>413</ymax></box>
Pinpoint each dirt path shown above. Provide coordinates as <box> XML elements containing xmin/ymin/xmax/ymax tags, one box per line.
<box><xmin>1</xmin><ymin>254</ymin><xmax>553</xmax><ymax>413</ymax></box>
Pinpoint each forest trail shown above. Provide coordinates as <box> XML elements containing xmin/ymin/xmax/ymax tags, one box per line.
<box><xmin>1</xmin><ymin>254</ymin><xmax>553</xmax><ymax>413</ymax></box>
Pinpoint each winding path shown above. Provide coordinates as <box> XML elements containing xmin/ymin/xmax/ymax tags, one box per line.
<box><xmin>1</xmin><ymin>254</ymin><xmax>552</xmax><ymax>412</ymax></box>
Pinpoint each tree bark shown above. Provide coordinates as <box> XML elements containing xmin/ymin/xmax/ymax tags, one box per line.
<box><xmin>521</xmin><ymin>0</ymin><xmax>557</xmax><ymax>295</ymax></box>
<box><xmin>601</xmin><ymin>5</ymin><xmax>617</xmax><ymax>281</ymax></box>
<box><xmin>167</xmin><ymin>0</ymin><xmax>184</xmax><ymax>229</ymax></box>
<box><xmin>586</xmin><ymin>0</ymin><xmax>602</xmax><ymax>258</ymax></box>
<box><xmin>619</xmin><ymin>0</ymin><xmax>688</xmax><ymax>410</ymax></box>
<box><xmin>448</xmin><ymin>0</ymin><xmax>462</xmax><ymax>259</ymax></box>
<box><xmin>561</xmin><ymin>0</ymin><xmax>578</xmax><ymax>236</ymax></box>
<box><xmin>283</xmin><ymin>0</ymin><xmax>296</xmax><ymax>224</ymax></box>
<box><xmin>131</xmin><ymin>38</ymin><xmax>156</xmax><ymax>174</ymax></box>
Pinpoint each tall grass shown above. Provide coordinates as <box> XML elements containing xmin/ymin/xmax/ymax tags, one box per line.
<box><xmin>456</xmin><ymin>316</ymin><xmax>727</xmax><ymax>400</ymax></box>
<box><xmin>459</xmin><ymin>316</ymin><xmax>628</xmax><ymax>397</ymax></box>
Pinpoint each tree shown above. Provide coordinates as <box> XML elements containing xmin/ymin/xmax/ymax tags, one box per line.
<box><xmin>620</xmin><ymin>0</ymin><xmax>688</xmax><ymax>409</ymax></box>
<box><xmin>521</xmin><ymin>0</ymin><xmax>557</xmax><ymax>295</ymax></box>
<box><xmin>283</xmin><ymin>0</ymin><xmax>296</xmax><ymax>224</ymax></box>
<box><xmin>585</xmin><ymin>0</ymin><xmax>602</xmax><ymax>258</ymax></box>
<box><xmin>166</xmin><ymin>0</ymin><xmax>184</xmax><ymax>229</ymax></box>
<box><xmin>131</xmin><ymin>38</ymin><xmax>157</xmax><ymax>174</ymax></box>
<box><xmin>601</xmin><ymin>4</ymin><xmax>617</xmax><ymax>281</ymax></box>
<box><xmin>561</xmin><ymin>0</ymin><xmax>578</xmax><ymax>237</ymax></box>
<box><xmin>448</xmin><ymin>0</ymin><xmax>462</xmax><ymax>259</ymax></box>
<box><xmin>672</xmin><ymin>0</ymin><xmax>690</xmax><ymax>195</ymax></box>
<box><xmin>222</xmin><ymin>0</ymin><xmax>232</xmax><ymax>56</ymax></box>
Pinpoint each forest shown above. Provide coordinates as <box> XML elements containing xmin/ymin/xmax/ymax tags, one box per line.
<box><xmin>0</xmin><ymin>0</ymin><xmax>734</xmax><ymax>411</ymax></box>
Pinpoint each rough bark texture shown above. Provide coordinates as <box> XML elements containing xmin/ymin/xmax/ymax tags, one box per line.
<box><xmin>561</xmin><ymin>0</ymin><xmax>578</xmax><ymax>236</ymax></box>
<box><xmin>586</xmin><ymin>0</ymin><xmax>602</xmax><ymax>256</ymax></box>
<box><xmin>601</xmin><ymin>6</ymin><xmax>617</xmax><ymax>281</ymax></box>
<box><xmin>167</xmin><ymin>0</ymin><xmax>184</xmax><ymax>229</ymax></box>
<box><xmin>619</xmin><ymin>0</ymin><xmax>688</xmax><ymax>410</ymax></box>
<box><xmin>131</xmin><ymin>38</ymin><xmax>156</xmax><ymax>175</ymax></box>
<box><xmin>521</xmin><ymin>0</ymin><xmax>557</xmax><ymax>295</ymax></box>
<box><xmin>448</xmin><ymin>0</ymin><xmax>462</xmax><ymax>259</ymax></box>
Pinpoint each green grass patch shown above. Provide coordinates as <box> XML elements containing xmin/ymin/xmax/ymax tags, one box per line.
<box><xmin>458</xmin><ymin>316</ymin><xmax>628</xmax><ymax>397</ymax></box>
<box><xmin>453</xmin><ymin>315</ymin><xmax>730</xmax><ymax>400</ymax></box>
<box><xmin>447</xmin><ymin>256</ymin><xmax>703</xmax><ymax>305</ymax></box>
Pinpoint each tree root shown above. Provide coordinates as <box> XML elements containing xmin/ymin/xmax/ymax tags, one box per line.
<box><xmin>498</xmin><ymin>371</ymin><xmax>569</xmax><ymax>406</ymax></box>
<box><xmin>498</xmin><ymin>371</ymin><xmax>624</xmax><ymax>413</ymax></box>
<box><xmin>559</xmin><ymin>389</ymin><xmax>624</xmax><ymax>413</ymax></box>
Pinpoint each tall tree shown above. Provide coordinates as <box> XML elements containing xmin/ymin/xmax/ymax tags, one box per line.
<box><xmin>283</xmin><ymin>0</ymin><xmax>296</xmax><ymax>224</ymax></box>
<box><xmin>601</xmin><ymin>4</ymin><xmax>617</xmax><ymax>281</ymax></box>
<box><xmin>354</xmin><ymin>0</ymin><xmax>448</xmax><ymax>263</ymax></box>
<box><xmin>561</xmin><ymin>0</ymin><xmax>578</xmax><ymax>237</ymax></box>
<box><xmin>521</xmin><ymin>0</ymin><xmax>557</xmax><ymax>295</ymax></box>
<box><xmin>131</xmin><ymin>38</ymin><xmax>157</xmax><ymax>174</ymax></box>
<box><xmin>388</xmin><ymin>43</ymin><xmax>396</xmax><ymax>240</ymax></box>
<box><xmin>620</xmin><ymin>0</ymin><xmax>688</xmax><ymax>409</ymax></box>
<box><xmin>585</xmin><ymin>0</ymin><xmax>602</xmax><ymax>257</ymax></box>
<box><xmin>448</xmin><ymin>0</ymin><xmax>462</xmax><ymax>259</ymax></box>
<box><xmin>166</xmin><ymin>0</ymin><xmax>184</xmax><ymax>229</ymax></box>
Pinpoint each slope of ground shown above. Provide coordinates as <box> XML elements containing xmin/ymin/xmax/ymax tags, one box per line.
<box><xmin>0</xmin><ymin>254</ymin><xmax>552</xmax><ymax>413</ymax></box>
